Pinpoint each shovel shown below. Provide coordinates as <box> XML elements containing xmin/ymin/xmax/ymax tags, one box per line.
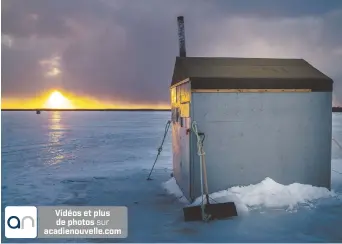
<box><xmin>183</xmin><ymin>128</ymin><xmax>238</xmax><ymax>222</ymax></box>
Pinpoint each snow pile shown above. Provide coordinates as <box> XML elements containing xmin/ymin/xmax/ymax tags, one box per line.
<box><xmin>162</xmin><ymin>177</ymin><xmax>189</xmax><ymax>204</ymax></box>
<box><xmin>163</xmin><ymin>177</ymin><xmax>337</xmax><ymax>215</ymax></box>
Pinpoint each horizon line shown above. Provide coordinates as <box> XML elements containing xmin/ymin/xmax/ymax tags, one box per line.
<box><xmin>2</xmin><ymin>107</ymin><xmax>341</xmax><ymax>111</ymax></box>
<box><xmin>1</xmin><ymin>108</ymin><xmax>171</xmax><ymax>111</ymax></box>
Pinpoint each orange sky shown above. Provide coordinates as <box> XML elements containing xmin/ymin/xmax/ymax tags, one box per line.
<box><xmin>1</xmin><ymin>90</ymin><xmax>170</xmax><ymax>110</ymax></box>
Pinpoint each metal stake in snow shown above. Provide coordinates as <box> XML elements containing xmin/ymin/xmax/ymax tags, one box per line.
<box><xmin>147</xmin><ymin>120</ymin><xmax>171</xmax><ymax>180</ymax></box>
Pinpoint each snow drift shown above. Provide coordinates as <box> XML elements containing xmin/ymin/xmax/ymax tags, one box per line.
<box><xmin>162</xmin><ymin>177</ymin><xmax>189</xmax><ymax>204</ymax></box>
<box><xmin>162</xmin><ymin>177</ymin><xmax>337</xmax><ymax>215</ymax></box>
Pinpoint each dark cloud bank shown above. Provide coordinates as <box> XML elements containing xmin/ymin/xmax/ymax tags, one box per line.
<box><xmin>2</xmin><ymin>0</ymin><xmax>342</xmax><ymax>105</ymax></box>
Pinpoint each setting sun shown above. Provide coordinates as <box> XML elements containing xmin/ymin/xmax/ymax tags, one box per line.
<box><xmin>44</xmin><ymin>91</ymin><xmax>73</xmax><ymax>109</ymax></box>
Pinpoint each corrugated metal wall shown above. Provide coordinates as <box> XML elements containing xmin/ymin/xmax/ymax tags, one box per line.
<box><xmin>190</xmin><ymin>91</ymin><xmax>332</xmax><ymax>201</ymax></box>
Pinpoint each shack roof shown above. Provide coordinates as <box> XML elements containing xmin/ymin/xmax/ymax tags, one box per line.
<box><xmin>171</xmin><ymin>57</ymin><xmax>333</xmax><ymax>91</ymax></box>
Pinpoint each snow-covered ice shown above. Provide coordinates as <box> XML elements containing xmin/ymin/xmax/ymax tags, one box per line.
<box><xmin>2</xmin><ymin>111</ymin><xmax>342</xmax><ymax>242</ymax></box>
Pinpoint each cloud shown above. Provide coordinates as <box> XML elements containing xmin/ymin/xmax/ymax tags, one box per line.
<box><xmin>334</xmin><ymin>47</ymin><xmax>342</xmax><ymax>56</ymax></box>
<box><xmin>1</xmin><ymin>0</ymin><xmax>342</xmax><ymax>105</ymax></box>
<box><xmin>191</xmin><ymin>10</ymin><xmax>342</xmax><ymax>71</ymax></box>
<box><xmin>1</xmin><ymin>0</ymin><xmax>114</xmax><ymax>39</ymax></box>
<box><xmin>39</xmin><ymin>55</ymin><xmax>62</xmax><ymax>77</ymax></box>
<box><xmin>1</xmin><ymin>34</ymin><xmax>13</xmax><ymax>48</ymax></box>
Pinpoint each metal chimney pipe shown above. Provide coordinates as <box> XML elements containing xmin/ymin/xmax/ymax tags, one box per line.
<box><xmin>177</xmin><ymin>16</ymin><xmax>186</xmax><ymax>57</ymax></box>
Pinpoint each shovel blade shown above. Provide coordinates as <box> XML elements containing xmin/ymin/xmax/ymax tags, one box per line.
<box><xmin>183</xmin><ymin>202</ymin><xmax>238</xmax><ymax>222</ymax></box>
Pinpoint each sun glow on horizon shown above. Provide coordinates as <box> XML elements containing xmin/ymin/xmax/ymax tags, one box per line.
<box><xmin>1</xmin><ymin>90</ymin><xmax>170</xmax><ymax>110</ymax></box>
<box><xmin>44</xmin><ymin>91</ymin><xmax>74</xmax><ymax>109</ymax></box>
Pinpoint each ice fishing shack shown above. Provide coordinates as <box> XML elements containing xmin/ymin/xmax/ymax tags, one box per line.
<box><xmin>171</xmin><ymin>16</ymin><xmax>333</xmax><ymax>202</ymax></box>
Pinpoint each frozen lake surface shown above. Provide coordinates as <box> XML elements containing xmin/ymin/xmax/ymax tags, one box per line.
<box><xmin>1</xmin><ymin>111</ymin><xmax>342</xmax><ymax>242</ymax></box>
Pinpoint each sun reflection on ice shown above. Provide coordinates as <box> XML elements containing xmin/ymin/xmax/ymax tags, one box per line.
<box><xmin>47</xmin><ymin>111</ymin><xmax>65</xmax><ymax>165</ymax></box>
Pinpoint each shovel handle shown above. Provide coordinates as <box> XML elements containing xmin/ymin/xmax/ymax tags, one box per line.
<box><xmin>201</xmin><ymin>147</ymin><xmax>210</xmax><ymax>203</ymax></box>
